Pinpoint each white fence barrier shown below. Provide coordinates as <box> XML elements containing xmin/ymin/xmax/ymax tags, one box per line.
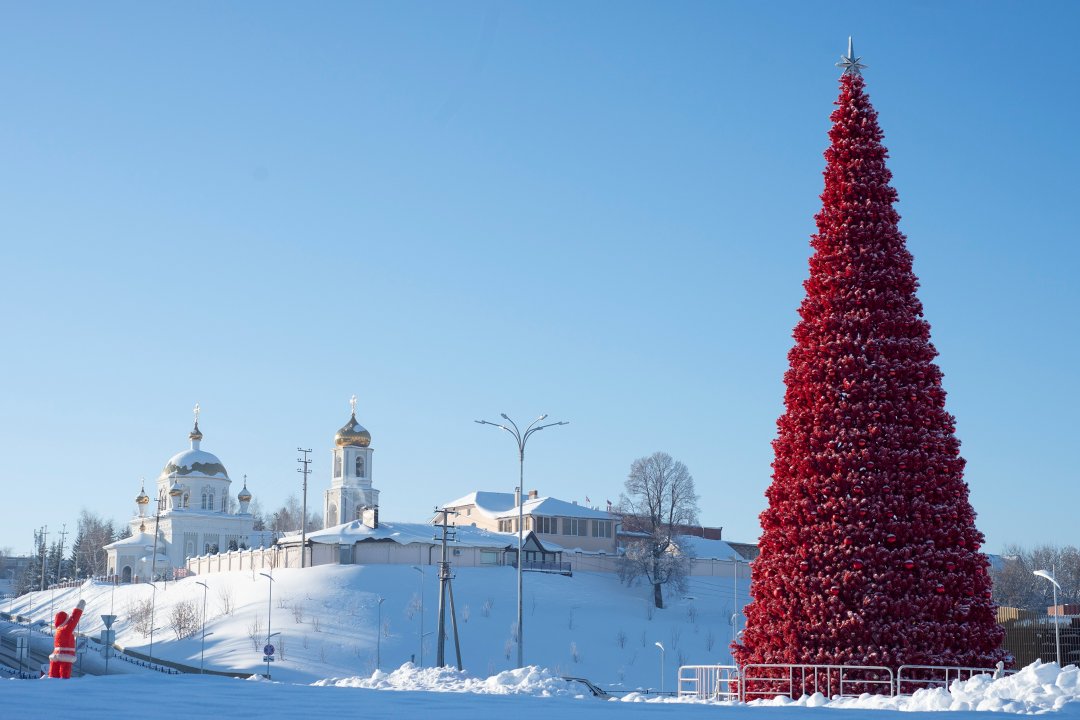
<box><xmin>896</xmin><ymin>664</ymin><xmax>1007</xmax><ymax>695</ymax></box>
<box><xmin>678</xmin><ymin>665</ymin><xmax>740</xmax><ymax>701</ymax></box>
<box><xmin>677</xmin><ymin>662</ymin><xmax>1014</xmax><ymax>702</ymax></box>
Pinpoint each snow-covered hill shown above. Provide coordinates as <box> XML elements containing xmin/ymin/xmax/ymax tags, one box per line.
<box><xmin>4</xmin><ymin>565</ymin><xmax>748</xmax><ymax>690</ymax></box>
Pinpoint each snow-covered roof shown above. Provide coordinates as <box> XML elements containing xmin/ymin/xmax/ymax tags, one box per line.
<box><xmin>104</xmin><ymin>532</ymin><xmax>155</xmax><ymax>551</ymax></box>
<box><xmin>676</xmin><ymin>536</ymin><xmax>744</xmax><ymax>561</ymax></box>
<box><xmin>302</xmin><ymin>520</ymin><xmax>518</xmax><ymax>549</ymax></box>
<box><xmin>493</xmin><ymin>496</ymin><xmax>611</xmax><ymax>520</ymax></box>
<box><xmin>160</xmin><ymin>447</ymin><xmax>229</xmax><ymax>480</ymax></box>
<box><xmin>443</xmin><ymin>490</ymin><xmax>612</xmax><ymax>521</ymax></box>
<box><xmin>442</xmin><ymin>491</ymin><xmax>517</xmax><ymax>519</ymax></box>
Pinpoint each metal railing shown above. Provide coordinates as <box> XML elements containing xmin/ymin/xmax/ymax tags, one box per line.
<box><xmin>677</xmin><ymin>662</ymin><xmax>1020</xmax><ymax>702</ymax></box>
<box><xmin>895</xmin><ymin>665</ymin><xmax>1008</xmax><ymax>695</ymax></box>
<box><xmin>507</xmin><ymin>560</ymin><xmax>573</xmax><ymax>575</ymax></box>
<box><xmin>678</xmin><ymin>664</ymin><xmax>740</xmax><ymax>700</ymax></box>
<box><xmin>739</xmin><ymin>663</ymin><xmax>895</xmax><ymax>700</ymax></box>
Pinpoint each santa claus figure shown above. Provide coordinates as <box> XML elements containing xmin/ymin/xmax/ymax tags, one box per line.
<box><xmin>48</xmin><ymin>599</ymin><xmax>85</xmax><ymax>679</ymax></box>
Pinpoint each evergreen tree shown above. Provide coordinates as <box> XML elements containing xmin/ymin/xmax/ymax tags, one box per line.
<box><xmin>734</xmin><ymin>61</ymin><xmax>1005</xmax><ymax>670</ymax></box>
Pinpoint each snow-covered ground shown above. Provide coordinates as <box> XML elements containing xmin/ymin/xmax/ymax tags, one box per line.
<box><xmin>3</xmin><ymin>564</ymin><xmax>749</xmax><ymax>688</ymax></box>
<box><xmin>3</xmin><ymin>661</ymin><xmax>1080</xmax><ymax>719</ymax></box>
<box><xmin>4</xmin><ymin>566</ymin><xmax>1080</xmax><ymax>719</ymax></box>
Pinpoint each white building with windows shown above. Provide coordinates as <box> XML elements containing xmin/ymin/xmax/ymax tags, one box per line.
<box><xmin>106</xmin><ymin>408</ymin><xmax>256</xmax><ymax>582</ymax></box>
<box><xmin>442</xmin><ymin>489</ymin><xmax>617</xmax><ymax>555</ymax></box>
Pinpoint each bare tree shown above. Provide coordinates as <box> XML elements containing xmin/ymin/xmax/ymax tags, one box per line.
<box><xmin>71</xmin><ymin>510</ymin><xmax>116</xmax><ymax>579</ymax></box>
<box><xmin>267</xmin><ymin>494</ymin><xmax>322</xmax><ymax>534</ymax></box>
<box><xmin>992</xmin><ymin>544</ymin><xmax>1080</xmax><ymax>609</ymax></box>
<box><xmin>617</xmin><ymin>452</ymin><xmax>699</xmax><ymax>609</ymax></box>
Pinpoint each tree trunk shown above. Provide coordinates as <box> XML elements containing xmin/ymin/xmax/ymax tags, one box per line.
<box><xmin>653</xmin><ymin>581</ymin><xmax>664</xmax><ymax>609</ymax></box>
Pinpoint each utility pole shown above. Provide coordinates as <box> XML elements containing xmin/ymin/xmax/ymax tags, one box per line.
<box><xmin>38</xmin><ymin>526</ymin><xmax>48</xmax><ymax>591</ymax></box>
<box><xmin>297</xmin><ymin>448</ymin><xmax>312</xmax><ymax>568</ymax></box>
<box><xmin>433</xmin><ymin>507</ymin><xmax>463</xmax><ymax>670</ymax></box>
<box><xmin>56</xmin><ymin>524</ymin><xmax>68</xmax><ymax>583</ymax></box>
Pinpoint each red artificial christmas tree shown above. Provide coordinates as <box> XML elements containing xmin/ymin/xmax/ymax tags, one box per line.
<box><xmin>733</xmin><ymin>43</ymin><xmax>1006</xmax><ymax>672</ymax></box>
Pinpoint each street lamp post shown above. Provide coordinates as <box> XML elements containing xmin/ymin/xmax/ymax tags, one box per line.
<box><xmin>143</xmin><ymin>580</ymin><xmax>159</xmax><ymax>667</ymax></box>
<box><xmin>1034</xmin><ymin>566</ymin><xmax>1062</xmax><ymax>666</ymax></box>
<box><xmin>5</xmin><ymin>569</ymin><xmax>15</xmax><ymax>615</ymax></box>
<box><xmin>732</xmin><ymin>558</ymin><xmax>746</xmax><ymax>645</ymax></box>
<box><xmin>195</xmin><ymin>581</ymin><xmax>209</xmax><ymax>674</ymax></box>
<box><xmin>655</xmin><ymin>642</ymin><xmax>666</xmax><ymax>693</ymax></box>
<box><xmin>376</xmin><ymin>596</ymin><xmax>385</xmax><ymax>670</ymax></box>
<box><xmin>475</xmin><ymin>413</ymin><xmax>568</xmax><ymax>668</ymax></box>
<box><xmin>412</xmin><ymin>566</ymin><xmax>425</xmax><ymax>667</ymax></box>
<box><xmin>259</xmin><ymin>572</ymin><xmax>275</xmax><ymax>679</ymax></box>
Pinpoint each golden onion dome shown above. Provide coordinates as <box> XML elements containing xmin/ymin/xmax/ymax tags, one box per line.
<box><xmin>168</xmin><ymin>480</ymin><xmax>184</xmax><ymax>497</ymax></box>
<box><xmin>238</xmin><ymin>484</ymin><xmax>252</xmax><ymax>502</ymax></box>
<box><xmin>189</xmin><ymin>421</ymin><xmax>203</xmax><ymax>442</ymax></box>
<box><xmin>335</xmin><ymin>413</ymin><xmax>371</xmax><ymax>447</ymax></box>
<box><xmin>136</xmin><ymin>488</ymin><xmax>150</xmax><ymax>505</ymax></box>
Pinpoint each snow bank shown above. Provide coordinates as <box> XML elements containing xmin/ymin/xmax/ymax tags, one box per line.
<box><xmin>313</xmin><ymin>662</ymin><xmax>576</xmax><ymax>697</ymax></box>
<box><xmin>625</xmin><ymin>662</ymin><xmax>1080</xmax><ymax>714</ymax></box>
<box><xmin>799</xmin><ymin>661</ymin><xmax>1080</xmax><ymax>714</ymax></box>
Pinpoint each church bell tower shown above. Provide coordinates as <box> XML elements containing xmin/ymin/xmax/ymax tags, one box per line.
<box><xmin>324</xmin><ymin>395</ymin><xmax>379</xmax><ymax>528</ymax></box>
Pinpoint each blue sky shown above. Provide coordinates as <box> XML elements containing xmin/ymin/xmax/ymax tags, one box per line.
<box><xmin>1</xmin><ymin>2</ymin><xmax>1077</xmax><ymax>556</ymax></box>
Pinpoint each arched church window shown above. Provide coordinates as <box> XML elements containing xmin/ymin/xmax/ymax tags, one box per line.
<box><xmin>355</xmin><ymin>456</ymin><xmax>365</xmax><ymax>478</ymax></box>
<box><xmin>334</xmin><ymin>454</ymin><xmax>342</xmax><ymax>478</ymax></box>
<box><xmin>328</xmin><ymin>503</ymin><xmax>338</xmax><ymax>525</ymax></box>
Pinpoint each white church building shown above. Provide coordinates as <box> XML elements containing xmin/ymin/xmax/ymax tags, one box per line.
<box><xmin>106</xmin><ymin>406</ymin><xmax>257</xmax><ymax>582</ymax></box>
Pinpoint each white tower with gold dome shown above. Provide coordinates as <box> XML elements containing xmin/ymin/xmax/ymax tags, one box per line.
<box><xmin>324</xmin><ymin>395</ymin><xmax>380</xmax><ymax>528</ymax></box>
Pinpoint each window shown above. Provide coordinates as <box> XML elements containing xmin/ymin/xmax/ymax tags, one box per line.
<box><xmin>498</xmin><ymin>519</ymin><xmax>514</xmax><ymax>533</ymax></box>
<box><xmin>480</xmin><ymin>551</ymin><xmax>498</xmax><ymax>565</ymax></box>
<box><xmin>201</xmin><ymin>487</ymin><xmax>215</xmax><ymax>511</ymax></box>
<box><xmin>355</xmin><ymin>456</ymin><xmax>365</xmax><ymax>478</ymax></box>
<box><xmin>591</xmin><ymin>520</ymin><xmax>612</xmax><ymax>538</ymax></box>
<box><xmin>334</xmin><ymin>454</ymin><xmax>342</xmax><ymax>478</ymax></box>
<box><xmin>562</xmin><ymin>518</ymin><xmax>587</xmax><ymax>536</ymax></box>
<box><xmin>535</xmin><ymin>516</ymin><xmax>558</xmax><ymax>534</ymax></box>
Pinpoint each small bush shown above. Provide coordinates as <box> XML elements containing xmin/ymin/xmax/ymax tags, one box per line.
<box><xmin>169</xmin><ymin>599</ymin><xmax>201</xmax><ymax>640</ymax></box>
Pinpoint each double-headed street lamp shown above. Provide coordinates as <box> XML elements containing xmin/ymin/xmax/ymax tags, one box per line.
<box><xmin>1034</xmin><ymin>566</ymin><xmax>1062</xmax><ymax>667</ymax></box>
<box><xmin>475</xmin><ymin>413</ymin><xmax>568</xmax><ymax>669</ymax></box>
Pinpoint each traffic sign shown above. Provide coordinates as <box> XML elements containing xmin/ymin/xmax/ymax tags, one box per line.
<box><xmin>262</xmin><ymin>655</ymin><xmax>275</xmax><ymax>662</ymax></box>
<box><xmin>263</xmin><ymin>644</ymin><xmax>275</xmax><ymax>656</ymax></box>
<box><xmin>101</xmin><ymin>614</ymin><xmax>117</xmax><ymax>629</ymax></box>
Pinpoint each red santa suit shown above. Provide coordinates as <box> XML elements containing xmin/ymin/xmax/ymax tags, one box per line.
<box><xmin>48</xmin><ymin>599</ymin><xmax>85</xmax><ymax>679</ymax></box>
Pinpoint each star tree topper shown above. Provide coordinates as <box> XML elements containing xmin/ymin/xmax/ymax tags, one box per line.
<box><xmin>836</xmin><ymin>36</ymin><xmax>867</xmax><ymax>76</ymax></box>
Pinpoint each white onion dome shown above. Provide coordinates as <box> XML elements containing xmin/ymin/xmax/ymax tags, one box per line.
<box><xmin>160</xmin><ymin>422</ymin><xmax>229</xmax><ymax>480</ymax></box>
<box><xmin>335</xmin><ymin>413</ymin><xmax>371</xmax><ymax>448</ymax></box>
<box><xmin>168</xmin><ymin>479</ymin><xmax>184</xmax><ymax>497</ymax></box>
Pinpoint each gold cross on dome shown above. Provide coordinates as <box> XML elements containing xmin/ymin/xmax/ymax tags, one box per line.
<box><xmin>350</xmin><ymin>394</ymin><xmax>358</xmax><ymax>415</ymax></box>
